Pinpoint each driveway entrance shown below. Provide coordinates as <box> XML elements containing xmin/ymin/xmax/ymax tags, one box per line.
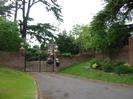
<box><xmin>32</xmin><ymin>73</ymin><xmax>133</xmax><ymax>99</ymax></box>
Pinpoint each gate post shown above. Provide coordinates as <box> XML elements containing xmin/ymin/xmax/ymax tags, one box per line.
<box><xmin>19</xmin><ymin>47</ymin><xmax>25</xmax><ymax>71</ymax></box>
<box><xmin>128</xmin><ymin>36</ymin><xmax>133</xmax><ymax>65</ymax></box>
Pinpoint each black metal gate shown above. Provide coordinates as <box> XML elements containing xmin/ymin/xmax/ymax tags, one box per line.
<box><xmin>25</xmin><ymin>42</ymin><xmax>60</xmax><ymax>72</ymax></box>
<box><xmin>25</xmin><ymin>59</ymin><xmax>55</xmax><ymax>72</ymax></box>
<box><xmin>25</xmin><ymin>50</ymin><xmax>54</xmax><ymax>72</ymax></box>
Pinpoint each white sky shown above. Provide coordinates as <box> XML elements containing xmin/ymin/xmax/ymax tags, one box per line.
<box><xmin>29</xmin><ymin>0</ymin><xmax>105</xmax><ymax>32</ymax></box>
<box><xmin>18</xmin><ymin>0</ymin><xmax>105</xmax><ymax>46</ymax></box>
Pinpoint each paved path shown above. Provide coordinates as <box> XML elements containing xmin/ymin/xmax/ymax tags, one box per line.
<box><xmin>32</xmin><ymin>72</ymin><xmax>133</xmax><ymax>99</ymax></box>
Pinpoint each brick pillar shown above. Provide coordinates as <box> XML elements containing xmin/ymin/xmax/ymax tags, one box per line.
<box><xmin>18</xmin><ymin>47</ymin><xmax>25</xmax><ymax>69</ymax></box>
<box><xmin>128</xmin><ymin>37</ymin><xmax>133</xmax><ymax>65</ymax></box>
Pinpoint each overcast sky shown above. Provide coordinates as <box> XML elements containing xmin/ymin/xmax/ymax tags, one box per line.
<box><xmin>22</xmin><ymin>0</ymin><xmax>105</xmax><ymax>46</ymax></box>
<box><xmin>28</xmin><ymin>0</ymin><xmax>105</xmax><ymax>32</ymax></box>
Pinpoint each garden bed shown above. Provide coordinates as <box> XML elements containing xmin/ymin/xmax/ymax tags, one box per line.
<box><xmin>60</xmin><ymin>59</ymin><xmax>133</xmax><ymax>84</ymax></box>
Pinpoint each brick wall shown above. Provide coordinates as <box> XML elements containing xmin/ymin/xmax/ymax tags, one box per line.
<box><xmin>95</xmin><ymin>46</ymin><xmax>128</xmax><ymax>62</ymax></box>
<box><xmin>129</xmin><ymin>37</ymin><xmax>133</xmax><ymax>65</ymax></box>
<box><xmin>0</xmin><ymin>51</ymin><xmax>25</xmax><ymax>69</ymax></box>
<box><xmin>58</xmin><ymin>53</ymin><xmax>92</xmax><ymax>70</ymax></box>
<box><xmin>112</xmin><ymin>46</ymin><xmax>128</xmax><ymax>62</ymax></box>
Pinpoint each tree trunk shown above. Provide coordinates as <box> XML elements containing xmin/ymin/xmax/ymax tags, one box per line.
<box><xmin>14</xmin><ymin>0</ymin><xmax>18</xmax><ymax>21</ymax></box>
<box><xmin>22</xmin><ymin>19</ymin><xmax>27</xmax><ymax>40</ymax></box>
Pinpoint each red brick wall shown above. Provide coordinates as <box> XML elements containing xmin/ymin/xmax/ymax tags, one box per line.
<box><xmin>95</xmin><ymin>46</ymin><xmax>128</xmax><ymax>62</ymax></box>
<box><xmin>129</xmin><ymin>37</ymin><xmax>133</xmax><ymax>65</ymax></box>
<box><xmin>112</xmin><ymin>46</ymin><xmax>128</xmax><ymax>62</ymax></box>
<box><xmin>0</xmin><ymin>51</ymin><xmax>25</xmax><ymax>69</ymax></box>
<box><xmin>58</xmin><ymin>53</ymin><xmax>92</xmax><ymax>69</ymax></box>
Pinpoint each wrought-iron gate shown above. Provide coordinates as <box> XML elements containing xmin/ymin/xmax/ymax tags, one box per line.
<box><xmin>25</xmin><ymin>50</ymin><xmax>55</xmax><ymax>72</ymax></box>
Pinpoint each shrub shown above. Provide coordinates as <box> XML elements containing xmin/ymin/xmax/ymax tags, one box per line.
<box><xmin>91</xmin><ymin>63</ymin><xmax>99</xmax><ymax>69</ymax></box>
<box><xmin>102</xmin><ymin>64</ymin><xmax>114</xmax><ymax>72</ymax></box>
<box><xmin>98</xmin><ymin>59</ymin><xmax>114</xmax><ymax>71</ymax></box>
<box><xmin>100</xmin><ymin>60</ymin><xmax>126</xmax><ymax>73</ymax></box>
<box><xmin>114</xmin><ymin>65</ymin><xmax>133</xmax><ymax>75</ymax></box>
<box><xmin>62</xmin><ymin>53</ymin><xmax>72</xmax><ymax>57</ymax></box>
<box><xmin>88</xmin><ymin>58</ymin><xmax>133</xmax><ymax>75</ymax></box>
<box><xmin>89</xmin><ymin>58</ymin><xmax>101</xmax><ymax>69</ymax></box>
<box><xmin>89</xmin><ymin>58</ymin><xmax>98</xmax><ymax>65</ymax></box>
<box><xmin>113</xmin><ymin>61</ymin><xmax>125</xmax><ymax>67</ymax></box>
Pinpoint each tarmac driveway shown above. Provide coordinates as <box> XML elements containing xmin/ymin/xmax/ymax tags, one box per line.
<box><xmin>32</xmin><ymin>72</ymin><xmax>133</xmax><ymax>99</ymax></box>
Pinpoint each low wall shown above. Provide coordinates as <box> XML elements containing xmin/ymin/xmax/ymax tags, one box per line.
<box><xmin>129</xmin><ymin>37</ymin><xmax>133</xmax><ymax>65</ymax></box>
<box><xmin>58</xmin><ymin>53</ymin><xmax>92</xmax><ymax>69</ymax></box>
<box><xmin>0</xmin><ymin>51</ymin><xmax>25</xmax><ymax>69</ymax></box>
<box><xmin>112</xmin><ymin>46</ymin><xmax>128</xmax><ymax>62</ymax></box>
<box><xmin>95</xmin><ymin>46</ymin><xmax>128</xmax><ymax>62</ymax></box>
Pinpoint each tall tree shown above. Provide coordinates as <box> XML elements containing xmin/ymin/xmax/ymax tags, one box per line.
<box><xmin>27</xmin><ymin>23</ymin><xmax>56</xmax><ymax>44</ymax></box>
<box><xmin>0</xmin><ymin>0</ymin><xmax>62</xmax><ymax>43</ymax></box>
<box><xmin>56</xmin><ymin>30</ymin><xmax>79</xmax><ymax>55</ymax></box>
<box><xmin>15</xmin><ymin>0</ymin><xmax>62</xmax><ymax>41</ymax></box>
<box><xmin>89</xmin><ymin>0</ymin><xmax>132</xmax><ymax>51</ymax></box>
<box><xmin>0</xmin><ymin>0</ymin><xmax>13</xmax><ymax>17</ymax></box>
<box><xmin>79</xmin><ymin>25</ymin><xmax>91</xmax><ymax>50</ymax></box>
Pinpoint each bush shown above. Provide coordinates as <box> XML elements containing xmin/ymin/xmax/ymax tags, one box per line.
<box><xmin>102</xmin><ymin>64</ymin><xmax>114</xmax><ymax>72</ymax></box>
<box><xmin>99</xmin><ymin>59</ymin><xmax>114</xmax><ymax>72</ymax></box>
<box><xmin>62</xmin><ymin>53</ymin><xmax>72</xmax><ymax>57</ymax></box>
<box><xmin>89</xmin><ymin>58</ymin><xmax>101</xmax><ymax>69</ymax></box>
<box><xmin>114</xmin><ymin>65</ymin><xmax>133</xmax><ymax>75</ymax></box>
<box><xmin>91</xmin><ymin>63</ymin><xmax>99</xmax><ymax>69</ymax></box>
<box><xmin>88</xmin><ymin>58</ymin><xmax>133</xmax><ymax>75</ymax></box>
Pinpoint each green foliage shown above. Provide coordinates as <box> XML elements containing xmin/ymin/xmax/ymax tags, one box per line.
<box><xmin>99</xmin><ymin>59</ymin><xmax>114</xmax><ymax>72</ymax></box>
<box><xmin>56</xmin><ymin>31</ymin><xmax>79</xmax><ymax>55</ymax></box>
<box><xmin>90</xmin><ymin>13</ymin><xmax>130</xmax><ymax>51</ymax></box>
<box><xmin>80</xmin><ymin>25</ymin><xmax>92</xmax><ymax>49</ymax></box>
<box><xmin>114</xmin><ymin>65</ymin><xmax>133</xmax><ymax>75</ymax></box>
<box><xmin>60</xmin><ymin>59</ymin><xmax>133</xmax><ymax>84</ymax></box>
<box><xmin>70</xmin><ymin>24</ymin><xmax>83</xmax><ymax>39</ymax></box>
<box><xmin>89</xmin><ymin>0</ymin><xmax>132</xmax><ymax>51</ymax></box>
<box><xmin>103</xmin><ymin>0</ymin><xmax>133</xmax><ymax>22</ymax></box>
<box><xmin>0</xmin><ymin>17</ymin><xmax>21</xmax><ymax>51</ymax></box>
<box><xmin>27</xmin><ymin>23</ymin><xmax>56</xmax><ymax>43</ymax></box>
<box><xmin>87</xmin><ymin>58</ymin><xmax>133</xmax><ymax>74</ymax></box>
<box><xmin>102</xmin><ymin>63</ymin><xmax>114</xmax><ymax>72</ymax></box>
<box><xmin>62</xmin><ymin>53</ymin><xmax>72</xmax><ymax>57</ymax></box>
<box><xmin>26</xmin><ymin>45</ymin><xmax>47</xmax><ymax>61</ymax></box>
<box><xmin>70</xmin><ymin>25</ymin><xmax>84</xmax><ymax>53</ymax></box>
<box><xmin>107</xmin><ymin>22</ymin><xmax>129</xmax><ymax>50</ymax></box>
<box><xmin>88</xmin><ymin>58</ymin><xmax>99</xmax><ymax>66</ymax></box>
<box><xmin>69</xmin><ymin>24</ymin><xmax>93</xmax><ymax>52</ymax></box>
<box><xmin>0</xmin><ymin>0</ymin><xmax>12</xmax><ymax>17</ymax></box>
<box><xmin>18</xmin><ymin>0</ymin><xmax>62</xmax><ymax>40</ymax></box>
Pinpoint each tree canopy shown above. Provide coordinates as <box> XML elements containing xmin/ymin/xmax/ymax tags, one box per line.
<box><xmin>0</xmin><ymin>0</ymin><xmax>63</xmax><ymax>44</ymax></box>
<box><xmin>56</xmin><ymin>30</ymin><xmax>79</xmax><ymax>55</ymax></box>
<box><xmin>88</xmin><ymin>0</ymin><xmax>133</xmax><ymax>51</ymax></box>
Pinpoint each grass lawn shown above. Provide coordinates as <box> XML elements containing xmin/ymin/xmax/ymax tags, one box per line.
<box><xmin>0</xmin><ymin>67</ymin><xmax>36</xmax><ymax>99</ymax></box>
<box><xmin>60</xmin><ymin>60</ymin><xmax>133</xmax><ymax>85</ymax></box>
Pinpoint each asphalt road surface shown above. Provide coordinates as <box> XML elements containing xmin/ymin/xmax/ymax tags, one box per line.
<box><xmin>32</xmin><ymin>72</ymin><xmax>133</xmax><ymax>99</ymax></box>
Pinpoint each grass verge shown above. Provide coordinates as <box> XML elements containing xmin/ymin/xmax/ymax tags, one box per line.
<box><xmin>60</xmin><ymin>60</ymin><xmax>133</xmax><ymax>85</ymax></box>
<box><xmin>0</xmin><ymin>67</ymin><xmax>36</xmax><ymax>99</ymax></box>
